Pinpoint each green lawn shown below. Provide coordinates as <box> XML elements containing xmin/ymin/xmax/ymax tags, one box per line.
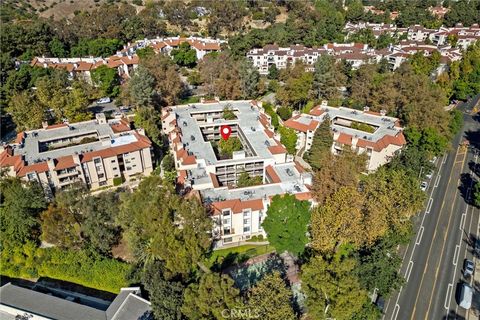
<box><xmin>205</xmin><ymin>244</ymin><xmax>276</xmax><ymax>270</ymax></box>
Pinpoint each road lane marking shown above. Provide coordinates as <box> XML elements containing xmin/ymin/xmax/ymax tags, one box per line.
<box><xmin>443</xmin><ymin>154</ymin><xmax>447</xmax><ymax>164</ymax></box>
<box><xmin>392</xmin><ymin>304</ymin><xmax>400</xmax><ymax>320</ymax></box>
<box><xmin>416</xmin><ymin>148</ymin><xmax>467</xmax><ymax>320</ymax></box>
<box><xmin>434</xmin><ymin>174</ymin><xmax>441</xmax><ymax>188</ymax></box>
<box><xmin>415</xmin><ymin>227</ymin><xmax>424</xmax><ymax>245</ymax></box>
<box><xmin>444</xmin><ymin>283</ymin><xmax>453</xmax><ymax>310</ymax></box>
<box><xmin>405</xmin><ymin>260</ymin><xmax>414</xmax><ymax>282</ymax></box>
<box><xmin>453</xmin><ymin>245</ymin><xmax>460</xmax><ymax>266</ymax></box>
<box><xmin>460</xmin><ymin>212</ymin><xmax>466</xmax><ymax>230</ymax></box>
<box><xmin>426</xmin><ymin>198</ymin><xmax>433</xmax><ymax>214</ymax></box>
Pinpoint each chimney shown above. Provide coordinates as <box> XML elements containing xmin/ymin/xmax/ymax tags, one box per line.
<box><xmin>364</xmin><ymin>106</ymin><xmax>370</xmax><ymax>112</ymax></box>
<box><xmin>42</xmin><ymin>121</ymin><xmax>48</xmax><ymax>129</ymax></box>
<box><xmin>380</xmin><ymin>109</ymin><xmax>386</xmax><ymax>116</ymax></box>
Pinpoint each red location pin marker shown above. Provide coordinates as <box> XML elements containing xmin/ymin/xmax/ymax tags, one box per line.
<box><xmin>220</xmin><ymin>125</ymin><xmax>232</xmax><ymax>140</ymax></box>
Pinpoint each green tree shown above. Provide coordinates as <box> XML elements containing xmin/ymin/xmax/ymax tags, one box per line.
<box><xmin>81</xmin><ymin>192</ymin><xmax>120</xmax><ymax>255</ymax></box>
<box><xmin>237</xmin><ymin>172</ymin><xmax>263</xmax><ymax>188</ymax></box>
<box><xmin>239</xmin><ymin>59</ymin><xmax>260</xmax><ymax>99</ymax></box>
<box><xmin>302</xmin><ymin>254</ymin><xmax>368</xmax><ymax>320</ymax></box>
<box><xmin>128</xmin><ymin>65</ymin><xmax>156</xmax><ymax>106</ymax></box>
<box><xmin>141</xmin><ymin>54</ymin><xmax>184</xmax><ymax>106</ymax></box>
<box><xmin>171</xmin><ymin>42</ymin><xmax>197</xmax><ymax>68</ymax></box>
<box><xmin>312</xmin><ymin>55</ymin><xmax>345</xmax><ymax>101</ymax></box>
<box><xmin>142</xmin><ymin>260</ymin><xmax>185</xmax><ymax>320</ymax></box>
<box><xmin>268</xmin><ymin>64</ymin><xmax>279</xmax><ymax>80</ymax></box>
<box><xmin>0</xmin><ymin>178</ymin><xmax>46</xmax><ymax>246</ymax></box>
<box><xmin>246</xmin><ymin>271</ymin><xmax>296</xmax><ymax>320</ymax></box>
<box><xmin>40</xmin><ymin>204</ymin><xmax>83</xmax><ymax>249</ymax></box>
<box><xmin>311</xmin><ymin>151</ymin><xmax>366</xmax><ymax>204</ymax></box>
<box><xmin>91</xmin><ymin>65</ymin><xmax>120</xmax><ymax>97</ymax></box>
<box><xmin>278</xmin><ymin>126</ymin><xmax>297</xmax><ymax>155</ymax></box>
<box><xmin>6</xmin><ymin>91</ymin><xmax>46</xmax><ymax>131</ymax></box>
<box><xmin>218</xmin><ymin>137</ymin><xmax>243</xmax><ymax>158</ymax></box>
<box><xmin>262</xmin><ymin>194</ymin><xmax>311</xmax><ymax>256</ymax></box>
<box><xmin>276</xmin><ymin>63</ymin><xmax>313</xmax><ymax>109</ymax></box>
<box><xmin>474</xmin><ymin>182</ymin><xmax>480</xmax><ymax>208</ymax></box>
<box><xmin>182</xmin><ymin>273</ymin><xmax>241</xmax><ymax>319</ymax></box>
<box><xmin>276</xmin><ymin>106</ymin><xmax>292</xmax><ymax>121</ymax></box>
<box><xmin>70</xmin><ymin>38</ymin><xmax>123</xmax><ymax>57</ymax></box>
<box><xmin>134</xmin><ymin>105</ymin><xmax>162</xmax><ymax>145</ymax></box>
<box><xmin>345</xmin><ymin>0</ymin><xmax>365</xmax><ymax>22</ymax></box>
<box><xmin>311</xmin><ymin>187</ymin><xmax>366</xmax><ymax>253</ymax></box>
<box><xmin>223</xmin><ymin>106</ymin><xmax>237</xmax><ymax>120</ymax></box>
<box><xmin>49</xmin><ymin>38</ymin><xmax>67</xmax><ymax>57</ymax></box>
<box><xmin>355</xmin><ymin>234</ymin><xmax>405</xmax><ymax>297</ymax></box>
<box><xmin>119</xmin><ymin>176</ymin><xmax>212</xmax><ymax>278</ymax></box>
<box><xmin>444</xmin><ymin>0</ymin><xmax>480</xmax><ymax>27</ymax></box>
<box><xmin>304</xmin><ymin>115</ymin><xmax>332</xmax><ymax>170</ymax></box>
<box><xmin>65</xmin><ymin>81</ymin><xmax>92</xmax><ymax>122</ymax></box>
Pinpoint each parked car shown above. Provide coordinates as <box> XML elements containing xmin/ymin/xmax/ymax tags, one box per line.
<box><xmin>457</xmin><ymin>282</ymin><xmax>473</xmax><ymax>309</ymax></box>
<box><xmin>425</xmin><ymin>170</ymin><xmax>434</xmax><ymax>180</ymax></box>
<box><xmin>96</xmin><ymin>97</ymin><xmax>111</xmax><ymax>104</ymax></box>
<box><xmin>463</xmin><ymin>259</ymin><xmax>474</xmax><ymax>277</ymax></box>
<box><xmin>420</xmin><ymin>181</ymin><xmax>428</xmax><ymax>192</ymax></box>
<box><xmin>119</xmin><ymin>106</ymin><xmax>131</xmax><ymax>112</ymax></box>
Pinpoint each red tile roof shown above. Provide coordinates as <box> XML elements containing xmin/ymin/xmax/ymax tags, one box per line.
<box><xmin>284</xmin><ymin>116</ymin><xmax>319</xmax><ymax>133</ymax></box>
<box><xmin>54</xmin><ymin>155</ymin><xmax>76</xmax><ymax>170</ymax></box>
<box><xmin>210</xmin><ymin>198</ymin><xmax>264</xmax><ymax>215</ymax></box>
<box><xmin>17</xmin><ymin>162</ymin><xmax>49</xmax><ymax>177</ymax></box>
<box><xmin>265</xmin><ymin>165</ymin><xmax>281</xmax><ymax>183</ymax></box>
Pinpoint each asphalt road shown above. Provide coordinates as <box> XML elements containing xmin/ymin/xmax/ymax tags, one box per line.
<box><xmin>383</xmin><ymin>101</ymin><xmax>480</xmax><ymax>320</ymax></box>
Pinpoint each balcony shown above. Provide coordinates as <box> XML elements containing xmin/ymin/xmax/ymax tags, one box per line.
<box><xmin>222</xmin><ymin>228</ymin><xmax>235</xmax><ymax>236</ymax></box>
<box><xmin>56</xmin><ymin>169</ymin><xmax>78</xmax><ymax>178</ymax></box>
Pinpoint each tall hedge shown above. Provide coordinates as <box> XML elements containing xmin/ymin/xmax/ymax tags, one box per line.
<box><xmin>1</xmin><ymin>242</ymin><xmax>129</xmax><ymax>293</ymax></box>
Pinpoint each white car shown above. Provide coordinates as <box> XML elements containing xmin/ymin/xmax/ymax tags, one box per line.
<box><xmin>96</xmin><ymin>97</ymin><xmax>111</xmax><ymax>104</ymax></box>
<box><xmin>425</xmin><ymin>171</ymin><xmax>433</xmax><ymax>180</ymax></box>
<box><xmin>420</xmin><ymin>181</ymin><xmax>428</xmax><ymax>192</ymax></box>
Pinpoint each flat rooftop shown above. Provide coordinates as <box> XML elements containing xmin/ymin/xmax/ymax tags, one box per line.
<box><xmin>172</xmin><ymin>101</ymin><xmax>279</xmax><ymax>166</ymax></box>
<box><xmin>12</xmin><ymin>119</ymin><xmax>139</xmax><ymax>164</ymax></box>
<box><xmin>201</xmin><ymin>162</ymin><xmax>310</xmax><ymax>203</ymax></box>
<box><xmin>289</xmin><ymin>105</ymin><xmax>402</xmax><ymax>142</ymax></box>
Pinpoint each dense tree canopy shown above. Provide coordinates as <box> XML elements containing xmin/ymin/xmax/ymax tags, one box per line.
<box><xmin>0</xmin><ymin>178</ymin><xmax>46</xmax><ymax>246</ymax></box>
<box><xmin>262</xmin><ymin>194</ymin><xmax>311</xmax><ymax>256</ymax></box>
<box><xmin>119</xmin><ymin>176</ymin><xmax>212</xmax><ymax>278</ymax></box>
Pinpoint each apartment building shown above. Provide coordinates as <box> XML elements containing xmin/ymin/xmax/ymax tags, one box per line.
<box><xmin>162</xmin><ymin>100</ymin><xmax>313</xmax><ymax>248</ymax></box>
<box><xmin>31</xmin><ymin>54</ymin><xmax>139</xmax><ymax>83</ymax></box>
<box><xmin>284</xmin><ymin>101</ymin><xmax>406</xmax><ymax>171</ymax></box>
<box><xmin>124</xmin><ymin>36</ymin><xmax>226</xmax><ymax>60</ymax></box>
<box><xmin>0</xmin><ymin>113</ymin><xmax>153</xmax><ymax>194</ymax></box>
<box><xmin>247</xmin><ymin>42</ymin><xmax>381</xmax><ymax>74</ymax></box>
<box><xmin>31</xmin><ymin>36</ymin><xmax>225</xmax><ymax>82</ymax></box>
<box><xmin>0</xmin><ymin>283</ymin><xmax>152</xmax><ymax>320</ymax></box>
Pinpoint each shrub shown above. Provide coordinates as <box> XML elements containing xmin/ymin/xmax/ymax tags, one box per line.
<box><xmin>113</xmin><ymin>177</ymin><xmax>123</xmax><ymax>186</ymax></box>
<box><xmin>1</xmin><ymin>243</ymin><xmax>129</xmax><ymax>293</ymax></box>
<box><xmin>277</xmin><ymin>106</ymin><xmax>292</xmax><ymax>121</ymax></box>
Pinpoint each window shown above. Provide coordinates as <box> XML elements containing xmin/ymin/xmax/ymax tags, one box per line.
<box><xmin>111</xmin><ymin>159</ymin><xmax>116</xmax><ymax>163</ymax></box>
<box><xmin>223</xmin><ymin>237</ymin><xmax>233</xmax><ymax>243</ymax></box>
<box><xmin>244</xmin><ymin>219</ymin><xmax>250</xmax><ymax>225</ymax></box>
<box><xmin>94</xmin><ymin>158</ymin><xmax>101</xmax><ymax>164</ymax></box>
<box><xmin>99</xmin><ymin>181</ymin><xmax>107</xmax><ymax>186</ymax></box>
<box><xmin>222</xmin><ymin>218</ymin><xmax>230</xmax><ymax>225</ymax></box>
<box><xmin>98</xmin><ymin>173</ymin><xmax>105</xmax><ymax>179</ymax></box>
<box><xmin>243</xmin><ymin>227</ymin><xmax>250</xmax><ymax>233</ymax></box>
<box><xmin>222</xmin><ymin>210</ymin><xmax>231</xmax><ymax>216</ymax></box>
<box><xmin>243</xmin><ymin>211</ymin><xmax>250</xmax><ymax>217</ymax></box>
<box><xmin>112</xmin><ymin>167</ymin><xmax>118</xmax><ymax>171</ymax></box>
<box><xmin>126</xmin><ymin>167</ymin><xmax>132</xmax><ymax>171</ymax></box>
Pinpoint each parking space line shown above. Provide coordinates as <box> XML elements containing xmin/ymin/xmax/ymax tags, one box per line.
<box><xmin>405</xmin><ymin>260</ymin><xmax>414</xmax><ymax>282</ymax></box>
<box><xmin>453</xmin><ymin>245</ymin><xmax>460</xmax><ymax>266</ymax></box>
<box><xmin>426</xmin><ymin>198</ymin><xmax>433</xmax><ymax>214</ymax></box>
<box><xmin>416</xmin><ymin>227</ymin><xmax>424</xmax><ymax>245</ymax></box>
<box><xmin>444</xmin><ymin>283</ymin><xmax>453</xmax><ymax>310</ymax></box>
<box><xmin>460</xmin><ymin>213</ymin><xmax>466</xmax><ymax>230</ymax></box>
<box><xmin>392</xmin><ymin>304</ymin><xmax>400</xmax><ymax>320</ymax></box>
<box><xmin>434</xmin><ymin>174</ymin><xmax>441</xmax><ymax>188</ymax></box>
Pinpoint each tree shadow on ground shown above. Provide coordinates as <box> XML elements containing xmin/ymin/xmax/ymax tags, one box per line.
<box><xmin>458</xmin><ymin>173</ymin><xmax>475</xmax><ymax>205</ymax></box>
